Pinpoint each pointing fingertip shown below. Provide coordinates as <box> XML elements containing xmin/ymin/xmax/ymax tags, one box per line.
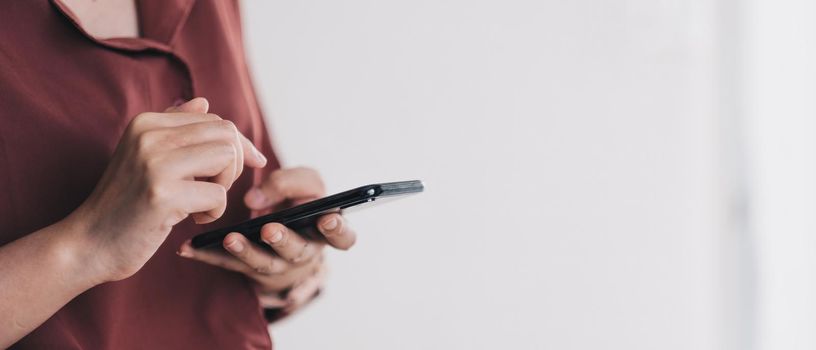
<box><xmin>252</xmin><ymin>146</ymin><xmax>268</xmax><ymax>166</ymax></box>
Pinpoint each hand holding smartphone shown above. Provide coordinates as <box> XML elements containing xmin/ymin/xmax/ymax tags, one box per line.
<box><xmin>191</xmin><ymin>180</ymin><xmax>424</xmax><ymax>249</ymax></box>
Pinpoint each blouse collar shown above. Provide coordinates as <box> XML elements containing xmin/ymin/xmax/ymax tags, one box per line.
<box><xmin>50</xmin><ymin>0</ymin><xmax>196</xmax><ymax>53</ymax></box>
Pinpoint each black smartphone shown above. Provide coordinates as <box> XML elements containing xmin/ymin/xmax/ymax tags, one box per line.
<box><xmin>191</xmin><ymin>180</ymin><xmax>424</xmax><ymax>249</ymax></box>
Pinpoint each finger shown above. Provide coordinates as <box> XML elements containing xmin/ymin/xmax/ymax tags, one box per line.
<box><xmin>158</xmin><ymin>141</ymin><xmax>238</xmax><ymax>189</ymax></box>
<box><xmin>238</xmin><ymin>132</ymin><xmax>267</xmax><ymax>168</ymax></box>
<box><xmin>149</xmin><ymin>121</ymin><xmax>241</xmax><ymax>186</ymax></box>
<box><xmin>165</xmin><ymin>97</ymin><xmax>209</xmax><ymax>113</ymax></box>
<box><xmin>177</xmin><ymin>239</ymin><xmax>254</xmax><ymax>274</ymax></box>
<box><xmin>260</xmin><ymin>223</ymin><xmax>323</xmax><ymax>265</ymax></box>
<box><xmin>286</xmin><ymin>276</ymin><xmax>322</xmax><ymax>309</ymax></box>
<box><xmin>177</xmin><ymin>181</ymin><xmax>228</xmax><ymax>224</ymax></box>
<box><xmin>258</xmin><ymin>293</ymin><xmax>289</xmax><ymax>309</ymax></box>
<box><xmin>163</xmin><ymin>98</ymin><xmax>265</xmax><ymax>168</ymax></box>
<box><xmin>285</xmin><ymin>263</ymin><xmax>326</xmax><ymax>310</ymax></box>
<box><xmin>316</xmin><ymin>214</ymin><xmax>357</xmax><ymax>250</ymax></box>
<box><xmin>152</xmin><ymin>120</ymin><xmax>267</xmax><ymax>176</ymax></box>
<box><xmin>135</xmin><ymin>112</ymin><xmax>223</xmax><ymax>132</ymax></box>
<box><xmin>226</xmin><ymin>127</ymin><xmax>244</xmax><ymax>188</ymax></box>
<box><xmin>244</xmin><ymin>167</ymin><xmax>326</xmax><ymax>210</ymax></box>
<box><xmin>223</xmin><ymin>232</ymin><xmax>290</xmax><ymax>275</ymax></box>
<box><xmin>151</xmin><ymin>120</ymin><xmax>244</xmax><ymax>150</ymax></box>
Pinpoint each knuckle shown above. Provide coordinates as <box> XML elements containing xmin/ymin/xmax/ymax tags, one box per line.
<box><xmin>146</xmin><ymin>181</ymin><xmax>173</xmax><ymax>207</ymax></box>
<box><xmin>135</xmin><ymin>133</ymin><xmax>151</xmax><ymax>152</ymax></box>
<box><xmin>288</xmin><ymin>242</ymin><xmax>311</xmax><ymax>264</ymax></box>
<box><xmin>254</xmin><ymin>261</ymin><xmax>277</xmax><ymax>275</ymax></box>
<box><xmin>134</xmin><ymin>130</ymin><xmax>160</xmax><ymax>153</ymax></box>
<box><xmin>209</xmin><ymin>141</ymin><xmax>237</xmax><ymax>160</ymax></box>
<box><xmin>130</xmin><ymin>112</ymin><xmax>154</xmax><ymax>129</ymax></box>
<box><xmin>217</xmin><ymin>119</ymin><xmax>237</xmax><ymax>132</ymax></box>
<box><xmin>141</xmin><ymin>155</ymin><xmax>163</xmax><ymax>176</ymax></box>
<box><xmin>212</xmin><ymin>120</ymin><xmax>240</xmax><ymax>142</ymax></box>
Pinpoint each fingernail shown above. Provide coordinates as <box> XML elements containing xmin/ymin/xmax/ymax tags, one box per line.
<box><xmin>246</xmin><ymin>188</ymin><xmax>266</xmax><ymax>207</ymax></box>
<box><xmin>177</xmin><ymin>249</ymin><xmax>192</xmax><ymax>258</ymax></box>
<box><xmin>253</xmin><ymin>147</ymin><xmax>267</xmax><ymax>163</ymax></box>
<box><xmin>321</xmin><ymin>218</ymin><xmax>338</xmax><ymax>231</ymax></box>
<box><xmin>265</xmin><ymin>230</ymin><xmax>284</xmax><ymax>244</ymax></box>
<box><xmin>225</xmin><ymin>239</ymin><xmax>244</xmax><ymax>253</ymax></box>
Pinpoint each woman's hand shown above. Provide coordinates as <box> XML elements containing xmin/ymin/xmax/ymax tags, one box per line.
<box><xmin>178</xmin><ymin>167</ymin><xmax>357</xmax><ymax>314</ymax></box>
<box><xmin>71</xmin><ymin>98</ymin><xmax>267</xmax><ymax>282</ymax></box>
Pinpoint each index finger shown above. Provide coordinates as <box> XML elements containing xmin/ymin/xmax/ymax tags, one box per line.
<box><xmin>164</xmin><ymin>98</ymin><xmax>267</xmax><ymax>168</ymax></box>
<box><xmin>316</xmin><ymin>213</ymin><xmax>357</xmax><ymax>250</ymax></box>
<box><xmin>260</xmin><ymin>222</ymin><xmax>324</xmax><ymax>265</ymax></box>
<box><xmin>245</xmin><ymin>167</ymin><xmax>326</xmax><ymax>210</ymax></box>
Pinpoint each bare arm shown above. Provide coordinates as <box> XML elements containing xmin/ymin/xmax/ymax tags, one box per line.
<box><xmin>0</xmin><ymin>98</ymin><xmax>267</xmax><ymax>346</ymax></box>
<box><xmin>0</xmin><ymin>215</ymin><xmax>102</xmax><ymax>347</ymax></box>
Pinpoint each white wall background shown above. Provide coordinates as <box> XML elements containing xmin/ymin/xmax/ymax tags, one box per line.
<box><xmin>742</xmin><ymin>0</ymin><xmax>816</xmax><ymax>349</ymax></box>
<box><xmin>242</xmin><ymin>1</ymin><xmax>735</xmax><ymax>349</ymax></box>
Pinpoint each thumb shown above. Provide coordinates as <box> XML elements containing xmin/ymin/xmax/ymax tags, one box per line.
<box><xmin>164</xmin><ymin>97</ymin><xmax>209</xmax><ymax>113</ymax></box>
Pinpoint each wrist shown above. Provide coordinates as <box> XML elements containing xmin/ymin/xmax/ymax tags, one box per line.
<box><xmin>50</xmin><ymin>210</ymin><xmax>113</xmax><ymax>288</ymax></box>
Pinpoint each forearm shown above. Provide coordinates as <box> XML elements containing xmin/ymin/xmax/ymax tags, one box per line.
<box><xmin>0</xmin><ymin>215</ymin><xmax>104</xmax><ymax>347</ymax></box>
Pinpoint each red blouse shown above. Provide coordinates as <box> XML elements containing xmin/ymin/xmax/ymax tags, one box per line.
<box><xmin>0</xmin><ymin>1</ymin><xmax>279</xmax><ymax>348</ymax></box>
